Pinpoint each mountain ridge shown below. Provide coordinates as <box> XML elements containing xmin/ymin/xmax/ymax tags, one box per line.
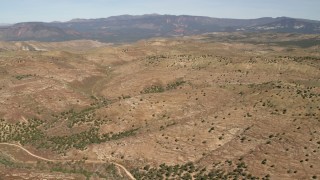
<box><xmin>1</xmin><ymin>14</ymin><xmax>319</xmax><ymax>42</ymax></box>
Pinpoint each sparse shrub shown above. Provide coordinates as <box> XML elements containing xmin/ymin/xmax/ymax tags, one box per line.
<box><xmin>141</xmin><ymin>85</ymin><xmax>165</xmax><ymax>94</ymax></box>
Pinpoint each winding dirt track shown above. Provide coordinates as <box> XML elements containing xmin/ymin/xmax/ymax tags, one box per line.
<box><xmin>0</xmin><ymin>142</ymin><xmax>136</xmax><ymax>180</ymax></box>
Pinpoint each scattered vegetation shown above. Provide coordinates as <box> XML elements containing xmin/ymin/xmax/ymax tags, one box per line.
<box><xmin>141</xmin><ymin>85</ymin><xmax>165</xmax><ymax>94</ymax></box>
<box><xmin>132</xmin><ymin>160</ymin><xmax>266</xmax><ymax>180</ymax></box>
<box><xmin>0</xmin><ymin>118</ymin><xmax>138</xmax><ymax>152</ymax></box>
<box><xmin>0</xmin><ymin>33</ymin><xmax>319</xmax><ymax>179</ymax></box>
<box><xmin>0</xmin><ymin>158</ymin><xmax>125</xmax><ymax>180</ymax></box>
<box><xmin>141</xmin><ymin>79</ymin><xmax>186</xmax><ymax>94</ymax></box>
<box><xmin>166</xmin><ymin>79</ymin><xmax>186</xmax><ymax>90</ymax></box>
<box><xmin>14</xmin><ymin>74</ymin><xmax>34</xmax><ymax>80</ymax></box>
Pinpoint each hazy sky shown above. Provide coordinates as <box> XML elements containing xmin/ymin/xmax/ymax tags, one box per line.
<box><xmin>1</xmin><ymin>0</ymin><xmax>320</xmax><ymax>23</ymax></box>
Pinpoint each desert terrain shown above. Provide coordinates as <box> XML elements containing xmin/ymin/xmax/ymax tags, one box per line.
<box><xmin>0</xmin><ymin>32</ymin><xmax>319</xmax><ymax>179</ymax></box>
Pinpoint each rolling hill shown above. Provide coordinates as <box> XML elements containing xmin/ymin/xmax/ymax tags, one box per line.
<box><xmin>0</xmin><ymin>32</ymin><xmax>319</xmax><ymax>179</ymax></box>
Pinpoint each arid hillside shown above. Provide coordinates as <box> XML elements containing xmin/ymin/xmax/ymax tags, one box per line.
<box><xmin>0</xmin><ymin>33</ymin><xmax>319</xmax><ymax>179</ymax></box>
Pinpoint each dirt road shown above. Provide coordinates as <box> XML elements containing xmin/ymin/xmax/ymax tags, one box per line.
<box><xmin>0</xmin><ymin>142</ymin><xmax>136</xmax><ymax>180</ymax></box>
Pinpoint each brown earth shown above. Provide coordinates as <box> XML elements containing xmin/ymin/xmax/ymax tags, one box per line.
<box><xmin>0</xmin><ymin>32</ymin><xmax>319</xmax><ymax>179</ymax></box>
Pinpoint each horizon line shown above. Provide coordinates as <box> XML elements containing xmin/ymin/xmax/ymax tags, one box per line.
<box><xmin>1</xmin><ymin>14</ymin><xmax>319</xmax><ymax>25</ymax></box>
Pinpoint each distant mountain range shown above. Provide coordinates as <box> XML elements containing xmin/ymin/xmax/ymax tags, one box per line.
<box><xmin>0</xmin><ymin>14</ymin><xmax>319</xmax><ymax>42</ymax></box>
<box><xmin>0</xmin><ymin>23</ymin><xmax>11</xmax><ymax>26</ymax></box>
